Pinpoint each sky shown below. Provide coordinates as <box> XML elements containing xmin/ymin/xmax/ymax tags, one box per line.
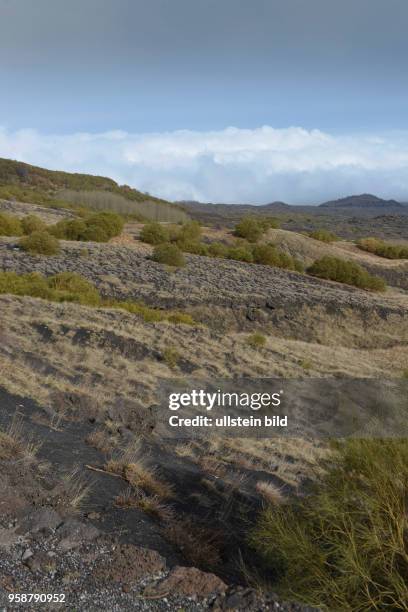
<box><xmin>1</xmin><ymin>0</ymin><xmax>408</xmax><ymax>204</ymax></box>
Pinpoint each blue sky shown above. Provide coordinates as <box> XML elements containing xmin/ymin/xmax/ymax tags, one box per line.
<box><xmin>1</xmin><ymin>0</ymin><xmax>408</xmax><ymax>203</ymax></box>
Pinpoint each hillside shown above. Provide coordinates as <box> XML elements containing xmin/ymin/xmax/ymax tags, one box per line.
<box><xmin>0</xmin><ymin>157</ymin><xmax>188</xmax><ymax>222</ymax></box>
<box><xmin>319</xmin><ymin>193</ymin><xmax>403</xmax><ymax>209</ymax></box>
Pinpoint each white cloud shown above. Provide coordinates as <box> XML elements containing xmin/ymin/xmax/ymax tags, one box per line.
<box><xmin>1</xmin><ymin>125</ymin><xmax>408</xmax><ymax>203</ymax></box>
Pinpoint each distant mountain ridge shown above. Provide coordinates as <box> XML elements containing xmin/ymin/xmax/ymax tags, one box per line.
<box><xmin>319</xmin><ymin>194</ymin><xmax>403</xmax><ymax>209</ymax></box>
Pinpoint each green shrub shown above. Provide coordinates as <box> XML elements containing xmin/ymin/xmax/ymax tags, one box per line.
<box><xmin>83</xmin><ymin>211</ymin><xmax>124</xmax><ymax>241</ymax></box>
<box><xmin>358</xmin><ymin>237</ymin><xmax>408</xmax><ymax>260</ymax></box>
<box><xmin>19</xmin><ymin>231</ymin><xmax>60</xmax><ymax>256</ymax></box>
<box><xmin>250</xmin><ymin>439</ymin><xmax>408</xmax><ymax>610</ymax></box>
<box><xmin>81</xmin><ymin>224</ymin><xmax>110</xmax><ymax>242</ymax></box>
<box><xmin>208</xmin><ymin>242</ymin><xmax>229</xmax><ymax>258</ymax></box>
<box><xmin>258</xmin><ymin>216</ymin><xmax>280</xmax><ymax>231</ymax></box>
<box><xmin>49</xmin><ymin>212</ymin><xmax>123</xmax><ymax>243</ymax></box>
<box><xmin>309</xmin><ymin>229</ymin><xmax>338</xmax><ymax>243</ymax></box>
<box><xmin>140</xmin><ymin>222</ymin><xmax>169</xmax><ymax>245</ymax></box>
<box><xmin>176</xmin><ymin>239</ymin><xmax>209</xmax><ymax>255</ymax></box>
<box><xmin>251</xmin><ymin>243</ymin><xmax>303</xmax><ymax>272</ymax></box>
<box><xmin>176</xmin><ymin>220</ymin><xmax>202</xmax><ymax>242</ymax></box>
<box><xmin>21</xmin><ymin>214</ymin><xmax>46</xmax><ymax>234</ymax></box>
<box><xmin>307</xmin><ymin>256</ymin><xmax>386</xmax><ymax>291</ymax></box>
<box><xmin>0</xmin><ymin>212</ymin><xmax>23</xmax><ymax>236</ymax></box>
<box><xmin>152</xmin><ymin>243</ymin><xmax>186</xmax><ymax>267</ymax></box>
<box><xmin>49</xmin><ymin>218</ymin><xmax>87</xmax><ymax>240</ymax></box>
<box><xmin>246</xmin><ymin>333</ymin><xmax>266</xmax><ymax>349</ymax></box>
<box><xmin>234</xmin><ymin>217</ymin><xmax>263</xmax><ymax>242</ymax></box>
<box><xmin>226</xmin><ymin>244</ymin><xmax>254</xmax><ymax>262</ymax></box>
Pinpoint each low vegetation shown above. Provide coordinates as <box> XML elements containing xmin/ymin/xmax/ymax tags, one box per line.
<box><xmin>141</xmin><ymin>220</ymin><xmax>302</xmax><ymax>272</ymax></box>
<box><xmin>0</xmin><ymin>212</ymin><xmax>23</xmax><ymax>236</ymax></box>
<box><xmin>357</xmin><ymin>237</ymin><xmax>408</xmax><ymax>259</ymax></box>
<box><xmin>246</xmin><ymin>333</ymin><xmax>267</xmax><ymax>350</ymax></box>
<box><xmin>309</xmin><ymin>229</ymin><xmax>338</xmax><ymax>243</ymax></box>
<box><xmin>250</xmin><ymin>439</ymin><xmax>408</xmax><ymax>610</ymax></box>
<box><xmin>234</xmin><ymin>216</ymin><xmax>280</xmax><ymax>242</ymax></box>
<box><xmin>19</xmin><ymin>230</ymin><xmax>60</xmax><ymax>255</ymax></box>
<box><xmin>307</xmin><ymin>256</ymin><xmax>386</xmax><ymax>291</ymax></box>
<box><xmin>151</xmin><ymin>243</ymin><xmax>186</xmax><ymax>267</ymax></box>
<box><xmin>49</xmin><ymin>211</ymin><xmax>124</xmax><ymax>242</ymax></box>
<box><xmin>0</xmin><ymin>271</ymin><xmax>196</xmax><ymax>324</ymax></box>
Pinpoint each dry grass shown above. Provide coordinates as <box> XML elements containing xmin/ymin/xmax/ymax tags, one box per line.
<box><xmin>86</xmin><ymin>429</ymin><xmax>115</xmax><ymax>454</ymax></box>
<box><xmin>0</xmin><ymin>415</ymin><xmax>41</xmax><ymax>462</ymax></box>
<box><xmin>61</xmin><ymin>467</ymin><xmax>92</xmax><ymax>511</ymax></box>
<box><xmin>104</xmin><ymin>457</ymin><xmax>174</xmax><ymax>500</ymax></box>
<box><xmin>256</xmin><ymin>481</ymin><xmax>285</xmax><ymax>505</ymax></box>
<box><xmin>114</xmin><ymin>487</ymin><xmax>173</xmax><ymax>521</ymax></box>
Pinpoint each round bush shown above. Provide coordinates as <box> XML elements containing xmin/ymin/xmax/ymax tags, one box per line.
<box><xmin>208</xmin><ymin>242</ymin><xmax>228</xmax><ymax>258</ymax></box>
<box><xmin>140</xmin><ymin>222</ymin><xmax>169</xmax><ymax>245</ymax></box>
<box><xmin>86</xmin><ymin>212</ymin><xmax>124</xmax><ymax>240</ymax></box>
<box><xmin>21</xmin><ymin>214</ymin><xmax>46</xmax><ymax>235</ymax></box>
<box><xmin>152</xmin><ymin>243</ymin><xmax>186</xmax><ymax>267</ymax></box>
<box><xmin>234</xmin><ymin>217</ymin><xmax>263</xmax><ymax>242</ymax></box>
<box><xmin>19</xmin><ymin>231</ymin><xmax>60</xmax><ymax>256</ymax></box>
<box><xmin>176</xmin><ymin>221</ymin><xmax>202</xmax><ymax>242</ymax></box>
<box><xmin>0</xmin><ymin>212</ymin><xmax>23</xmax><ymax>236</ymax></box>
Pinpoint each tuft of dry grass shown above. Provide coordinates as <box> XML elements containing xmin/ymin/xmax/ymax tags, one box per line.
<box><xmin>124</xmin><ymin>463</ymin><xmax>174</xmax><ymax>499</ymax></box>
<box><xmin>104</xmin><ymin>457</ymin><xmax>174</xmax><ymax>499</ymax></box>
<box><xmin>256</xmin><ymin>480</ymin><xmax>285</xmax><ymax>505</ymax></box>
<box><xmin>114</xmin><ymin>487</ymin><xmax>173</xmax><ymax>521</ymax></box>
<box><xmin>86</xmin><ymin>429</ymin><xmax>115</xmax><ymax>454</ymax></box>
<box><xmin>0</xmin><ymin>415</ymin><xmax>41</xmax><ymax>462</ymax></box>
<box><xmin>61</xmin><ymin>467</ymin><xmax>92</xmax><ymax>511</ymax></box>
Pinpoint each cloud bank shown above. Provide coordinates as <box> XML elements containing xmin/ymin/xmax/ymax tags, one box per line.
<box><xmin>1</xmin><ymin>125</ymin><xmax>408</xmax><ymax>204</ymax></box>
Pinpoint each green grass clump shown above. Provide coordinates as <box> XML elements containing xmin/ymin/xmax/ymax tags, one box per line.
<box><xmin>21</xmin><ymin>214</ymin><xmax>46</xmax><ymax>234</ymax></box>
<box><xmin>152</xmin><ymin>243</ymin><xmax>186</xmax><ymax>267</ymax></box>
<box><xmin>309</xmin><ymin>229</ymin><xmax>339</xmax><ymax>243</ymax></box>
<box><xmin>19</xmin><ymin>231</ymin><xmax>60</xmax><ymax>256</ymax></box>
<box><xmin>140</xmin><ymin>222</ymin><xmax>170</xmax><ymax>245</ymax></box>
<box><xmin>307</xmin><ymin>256</ymin><xmax>386</xmax><ymax>291</ymax></box>
<box><xmin>250</xmin><ymin>439</ymin><xmax>408</xmax><ymax>610</ymax></box>
<box><xmin>0</xmin><ymin>212</ymin><xmax>23</xmax><ymax>236</ymax></box>
<box><xmin>246</xmin><ymin>333</ymin><xmax>266</xmax><ymax>349</ymax></box>
<box><xmin>357</xmin><ymin>237</ymin><xmax>408</xmax><ymax>260</ymax></box>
